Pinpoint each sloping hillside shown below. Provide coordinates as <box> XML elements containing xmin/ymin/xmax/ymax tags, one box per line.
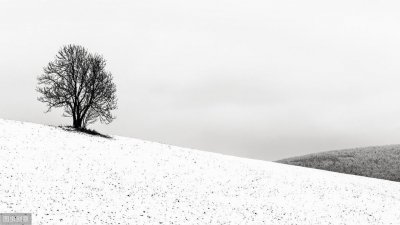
<box><xmin>0</xmin><ymin>119</ymin><xmax>399</xmax><ymax>224</ymax></box>
<box><xmin>278</xmin><ymin>145</ymin><xmax>400</xmax><ymax>182</ymax></box>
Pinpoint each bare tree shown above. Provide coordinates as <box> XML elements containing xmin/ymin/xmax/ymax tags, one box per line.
<box><xmin>37</xmin><ymin>44</ymin><xmax>117</xmax><ymax>129</ymax></box>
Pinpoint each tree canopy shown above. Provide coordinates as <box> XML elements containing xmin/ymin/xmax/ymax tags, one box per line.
<box><xmin>37</xmin><ymin>44</ymin><xmax>117</xmax><ymax>129</ymax></box>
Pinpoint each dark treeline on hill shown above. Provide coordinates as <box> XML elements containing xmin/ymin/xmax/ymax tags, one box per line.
<box><xmin>277</xmin><ymin>145</ymin><xmax>400</xmax><ymax>182</ymax></box>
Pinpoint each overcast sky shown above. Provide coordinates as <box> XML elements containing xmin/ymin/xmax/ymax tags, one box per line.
<box><xmin>1</xmin><ymin>0</ymin><xmax>400</xmax><ymax>160</ymax></box>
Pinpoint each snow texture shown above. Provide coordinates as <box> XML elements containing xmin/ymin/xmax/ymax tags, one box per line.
<box><xmin>0</xmin><ymin>119</ymin><xmax>399</xmax><ymax>224</ymax></box>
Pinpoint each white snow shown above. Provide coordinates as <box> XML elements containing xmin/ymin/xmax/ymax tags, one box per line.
<box><xmin>0</xmin><ymin>119</ymin><xmax>399</xmax><ymax>224</ymax></box>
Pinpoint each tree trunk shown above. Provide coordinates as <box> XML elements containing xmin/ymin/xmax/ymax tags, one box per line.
<box><xmin>73</xmin><ymin>118</ymin><xmax>83</xmax><ymax>129</ymax></box>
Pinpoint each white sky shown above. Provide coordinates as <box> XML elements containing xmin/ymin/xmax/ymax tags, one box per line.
<box><xmin>1</xmin><ymin>0</ymin><xmax>400</xmax><ymax>160</ymax></box>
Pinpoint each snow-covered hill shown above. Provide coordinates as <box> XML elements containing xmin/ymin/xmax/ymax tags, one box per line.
<box><xmin>0</xmin><ymin>119</ymin><xmax>399</xmax><ymax>224</ymax></box>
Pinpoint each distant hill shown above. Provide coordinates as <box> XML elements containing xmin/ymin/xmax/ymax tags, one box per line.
<box><xmin>277</xmin><ymin>145</ymin><xmax>400</xmax><ymax>182</ymax></box>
